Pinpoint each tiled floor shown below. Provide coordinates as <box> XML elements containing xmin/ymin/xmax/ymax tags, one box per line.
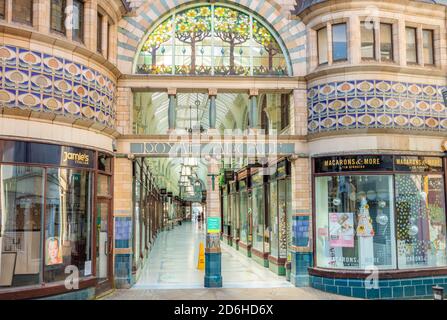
<box><xmin>106</xmin><ymin>221</ymin><xmax>352</xmax><ymax>300</ymax></box>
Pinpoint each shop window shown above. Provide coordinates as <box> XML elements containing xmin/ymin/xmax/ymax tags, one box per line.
<box><xmin>97</xmin><ymin>174</ymin><xmax>111</xmax><ymax>197</ymax></box>
<box><xmin>332</xmin><ymin>23</ymin><xmax>347</xmax><ymax>62</ymax></box>
<box><xmin>72</xmin><ymin>0</ymin><xmax>84</xmax><ymax>43</ymax></box>
<box><xmin>395</xmin><ymin>174</ymin><xmax>447</xmax><ymax>269</ymax></box>
<box><xmin>380</xmin><ymin>23</ymin><xmax>393</xmax><ymax>62</ymax></box>
<box><xmin>0</xmin><ymin>0</ymin><xmax>5</xmax><ymax>19</ymax></box>
<box><xmin>98</xmin><ymin>154</ymin><xmax>112</xmax><ymax>173</ymax></box>
<box><xmin>423</xmin><ymin>29</ymin><xmax>434</xmax><ymax>65</ymax></box>
<box><xmin>280</xmin><ymin>94</ymin><xmax>290</xmax><ymax>130</ymax></box>
<box><xmin>96</xmin><ymin>201</ymin><xmax>109</xmax><ymax>281</ymax></box>
<box><xmin>12</xmin><ymin>0</ymin><xmax>33</xmax><ymax>25</ymax></box>
<box><xmin>317</xmin><ymin>27</ymin><xmax>328</xmax><ymax>65</ymax></box>
<box><xmin>406</xmin><ymin>27</ymin><xmax>418</xmax><ymax>64</ymax></box>
<box><xmin>252</xmin><ymin>182</ymin><xmax>267</xmax><ymax>253</ymax></box>
<box><xmin>97</xmin><ymin>12</ymin><xmax>103</xmax><ymax>54</ymax></box>
<box><xmin>51</xmin><ymin>0</ymin><xmax>66</xmax><ymax>35</ymax></box>
<box><xmin>315</xmin><ymin>175</ymin><xmax>396</xmax><ymax>270</ymax></box>
<box><xmin>0</xmin><ymin>166</ymin><xmax>44</xmax><ymax>288</ymax></box>
<box><xmin>269</xmin><ymin>180</ymin><xmax>279</xmax><ymax>258</ymax></box>
<box><xmin>44</xmin><ymin>168</ymin><xmax>93</xmax><ymax>283</ymax></box>
<box><xmin>239</xmin><ymin>184</ymin><xmax>249</xmax><ymax>245</ymax></box>
<box><xmin>361</xmin><ymin>22</ymin><xmax>375</xmax><ymax>60</ymax></box>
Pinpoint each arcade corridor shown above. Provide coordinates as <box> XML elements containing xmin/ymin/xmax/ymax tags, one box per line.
<box><xmin>105</xmin><ymin>221</ymin><xmax>349</xmax><ymax>300</ymax></box>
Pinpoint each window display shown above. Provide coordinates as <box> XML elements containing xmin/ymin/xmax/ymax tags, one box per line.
<box><xmin>316</xmin><ymin>175</ymin><xmax>396</xmax><ymax>269</ymax></box>
<box><xmin>315</xmin><ymin>155</ymin><xmax>447</xmax><ymax>272</ymax></box>
<box><xmin>269</xmin><ymin>181</ymin><xmax>278</xmax><ymax>258</ymax></box>
<box><xmin>396</xmin><ymin>174</ymin><xmax>447</xmax><ymax>268</ymax></box>
<box><xmin>44</xmin><ymin>169</ymin><xmax>93</xmax><ymax>282</ymax></box>
<box><xmin>252</xmin><ymin>183</ymin><xmax>265</xmax><ymax>253</ymax></box>
<box><xmin>239</xmin><ymin>181</ymin><xmax>248</xmax><ymax>245</ymax></box>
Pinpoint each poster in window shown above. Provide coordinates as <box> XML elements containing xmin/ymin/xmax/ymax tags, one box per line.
<box><xmin>329</xmin><ymin>212</ymin><xmax>354</xmax><ymax>248</ymax></box>
<box><xmin>45</xmin><ymin>237</ymin><xmax>63</xmax><ymax>266</ymax></box>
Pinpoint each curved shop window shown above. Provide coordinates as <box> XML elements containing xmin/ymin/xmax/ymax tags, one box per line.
<box><xmin>314</xmin><ymin>155</ymin><xmax>447</xmax><ymax>271</ymax></box>
<box><xmin>0</xmin><ymin>140</ymin><xmax>99</xmax><ymax>291</ymax></box>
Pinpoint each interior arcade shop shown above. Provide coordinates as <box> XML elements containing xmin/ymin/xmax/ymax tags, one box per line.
<box><xmin>221</xmin><ymin>159</ymin><xmax>293</xmax><ymax>276</ymax></box>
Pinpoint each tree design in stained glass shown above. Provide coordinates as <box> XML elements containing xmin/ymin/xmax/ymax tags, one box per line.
<box><xmin>214</xmin><ymin>7</ymin><xmax>250</xmax><ymax>75</ymax></box>
<box><xmin>140</xmin><ymin>19</ymin><xmax>173</xmax><ymax>74</ymax></box>
<box><xmin>136</xmin><ymin>4</ymin><xmax>289</xmax><ymax>76</ymax></box>
<box><xmin>252</xmin><ymin>20</ymin><xmax>283</xmax><ymax>75</ymax></box>
<box><xmin>175</xmin><ymin>6</ymin><xmax>212</xmax><ymax>75</ymax></box>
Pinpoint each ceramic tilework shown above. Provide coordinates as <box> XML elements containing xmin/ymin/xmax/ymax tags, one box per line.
<box><xmin>310</xmin><ymin>275</ymin><xmax>447</xmax><ymax>299</ymax></box>
<box><xmin>308</xmin><ymin>80</ymin><xmax>447</xmax><ymax>134</ymax></box>
<box><xmin>0</xmin><ymin>45</ymin><xmax>116</xmax><ymax>128</ymax></box>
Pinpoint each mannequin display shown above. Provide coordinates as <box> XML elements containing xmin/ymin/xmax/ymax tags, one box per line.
<box><xmin>357</xmin><ymin>196</ymin><xmax>375</xmax><ymax>268</ymax></box>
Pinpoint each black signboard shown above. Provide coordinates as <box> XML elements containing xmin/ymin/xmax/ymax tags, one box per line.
<box><xmin>224</xmin><ymin>170</ymin><xmax>235</xmax><ymax>183</ymax></box>
<box><xmin>160</xmin><ymin>188</ymin><xmax>167</xmax><ymax>195</ymax></box>
<box><xmin>394</xmin><ymin>156</ymin><xmax>443</xmax><ymax>172</ymax></box>
<box><xmin>276</xmin><ymin>159</ymin><xmax>290</xmax><ymax>178</ymax></box>
<box><xmin>60</xmin><ymin>146</ymin><xmax>95</xmax><ymax>169</ymax></box>
<box><xmin>315</xmin><ymin>155</ymin><xmax>394</xmax><ymax>173</ymax></box>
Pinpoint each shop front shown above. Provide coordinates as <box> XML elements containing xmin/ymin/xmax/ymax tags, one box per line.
<box><xmin>221</xmin><ymin>185</ymin><xmax>232</xmax><ymax>246</ymax></box>
<box><xmin>310</xmin><ymin>154</ymin><xmax>447</xmax><ymax>299</ymax></box>
<box><xmin>250</xmin><ymin>169</ymin><xmax>269</xmax><ymax>267</ymax></box>
<box><xmin>0</xmin><ymin>139</ymin><xmax>114</xmax><ymax>300</ymax></box>
<box><xmin>268</xmin><ymin>159</ymin><xmax>292</xmax><ymax>275</ymax></box>
<box><xmin>237</xmin><ymin>169</ymin><xmax>251</xmax><ymax>257</ymax></box>
<box><xmin>229</xmin><ymin>181</ymin><xmax>239</xmax><ymax>250</ymax></box>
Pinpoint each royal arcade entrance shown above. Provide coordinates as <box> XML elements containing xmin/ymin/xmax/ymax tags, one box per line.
<box><xmin>108</xmin><ymin>2</ymin><xmax>312</xmax><ymax>291</ymax></box>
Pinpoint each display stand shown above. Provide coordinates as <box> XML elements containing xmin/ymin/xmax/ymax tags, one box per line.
<box><xmin>357</xmin><ymin>198</ymin><xmax>375</xmax><ymax>268</ymax></box>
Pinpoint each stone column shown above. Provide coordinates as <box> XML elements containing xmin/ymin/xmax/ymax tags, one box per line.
<box><xmin>168</xmin><ymin>88</ymin><xmax>177</xmax><ymax>132</ymax></box>
<box><xmin>101</xmin><ymin>15</ymin><xmax>109</xmax><ymax>58</ymax></box>
<box><xmin>208</xmin><ymin>89</ymin><xmax>217</xmax><ymax>130</ymax></box>
<box><xmin>289</xmin><ymin>157</ymin><xmax>313</xmax><ymax>287</ymax></box>
<box><xmin>34</xmin><ymin>0</ymin><xmax>50</xmax><ymax>33</ymax></box>
<box><xmin>204</xmin><ymin>157</ymin><xmax>223</xmax><ymax>288</ymax></box>
<box><xmin>248</xmin><ymin>89</ymin><xmax>259</xmax><ymax>129</ymax></box>
<box><xmin>113</xmin><ymin>156</ymin><xmax>135</xmax><ymax>288</ymax></box>
<box><xmin>116</xmin><ymin>87</ymin><xmax>133</xmax><ymax>135</ymax></box>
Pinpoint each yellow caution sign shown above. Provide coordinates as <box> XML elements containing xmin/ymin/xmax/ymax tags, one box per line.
<box><xmin>197</xmin><ymin>242</ymin><xmax>205</xmax><ymax>270</ymax></box>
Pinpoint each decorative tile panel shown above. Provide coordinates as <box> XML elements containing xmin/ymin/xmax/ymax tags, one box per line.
<box><xmin>308</xmin><ymin>80</ymin><xmax>447</xmax><ymax>134</ymax></box>
<box><xmin>0</xmin><ymin>45</ymin><xmax>116</xmax><ymax>129</ymax></box>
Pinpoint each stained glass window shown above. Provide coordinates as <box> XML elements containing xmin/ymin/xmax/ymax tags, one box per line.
<box><xmin>136</xmin><ymin>4</ymin><xmax>289</xmax><ymax>76</ymax></box>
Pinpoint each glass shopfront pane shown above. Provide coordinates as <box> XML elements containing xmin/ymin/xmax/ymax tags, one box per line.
<box><xmin>395</xmin><ymin>174</ymin><xmax>447</xmax><ymax>269</ymax></box>
<box><xmin>222</xmin><ymin>192</ymin><xmax>228</xmax><ymax>235</ymax></box>
<box><xmin>286</xmin><ymin>178</ymin><xmax>293</xmax><ymax>260</ymax></box>
<box><xmin>252</xmin><ymin>185</ymin><xmax>265</xmax><ymax>252</ymax></box>
<box><xmin>44</xmin><ymin>168</ymin><xmax>93</xmax><ymax>282</ymax></box>
<box><xmin>0</xmin><ymin>165</ymin><xmax>44</xmax><ymax>288</ymax></box>
<box><xmin>380</xmin><ymin>23</ymin><xmax>393</xmax><ymax>61</ymax></box>
<box><xmin>278</xmin><ymin>179</ymin><xmax>288</xmax><ymax>259</ymax></box>
<box><xmin>96</xmin><ymin>202</ymin><xmax>109</xmax><ymax>281</ymax></box>
<box><xmin>316</xmin><ymin>175</ymin><xmax>396</xmax><ymax>270</ymax></box>
<box><xmin>240</xmin><ymin>189</ymin><xmax>248</xmax><ymax>244</ymax></box>
<box><xmin>406</xmin><ymin>27</ymin><xmax>418</xmax><ymax>64</ymax></box>
<box><xmin>269</xmin><ymin>181</ymin><xmax>278</xmax><ymax>258</ymax></box>
<box><xmin>317</xmin><ymin>27</ymin><xmax>328</xmax><ymax>65</ymax></box>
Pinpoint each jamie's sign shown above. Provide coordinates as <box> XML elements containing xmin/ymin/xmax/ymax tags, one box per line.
<box><xmin>315</xmin><ymin>155</ymin><xmax>393</xmax><ymax>173</ymax></box>
<box><xmin>61</xmin><ymin>147</ymin><xmax>94</xmax><ymax>169</ymax></box>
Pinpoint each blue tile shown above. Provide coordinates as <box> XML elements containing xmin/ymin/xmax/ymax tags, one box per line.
<box><xmin>401</xmin><ymin>280</ymin><xmax>412</xmax><ymax>286</ymax></box>
<box><xmin>412</xmin><ymin>279</ymin><xmax>423</xmax><ymax>285</ymax></box>
<box><xmin>404</xmin><ymin>286</ymin><xmax>416</xmax><ymax>297</ymax></box>
<box><xmin>325</xmin><ymin>285</ymin><xmax>338</xmax><ymax>294</ymax></box>
<box><xmin>313</xmin><ymin>283</ymin><xmax>324</xmax><ymax>291</ymax></box>
<box><xmin>392</xmin><ymin>287</ymin><xmax>403</xmax><ymax>298</ymax></box>
<box><xmin>423</xmin><ymin>278</ymin><xmax>434</xmax><ymax>285</ymax></box>
<box><xmin>366</xmin><ymin>288</ymin><xmax>380</xmax><ymax>299</ymax></box>
<box><xmin>348</xmin><ymin>279</ymin><xmax>364</xmax><ymax>287</ymax></box>
<box><xmin>378</xmin><ymin>280</ymin><xmax>389</xmax><ymax>287</ymax></box>
<box><xmin>323</xmin><ymin>278</ymin><xmax>335</xmax><ymax>286</ymax></box>
<box><xmin>352</xmin><ymin>288</ymin><xmax>366</xmax><ymax>298</ymax></box>
<box><xmin>335</xmin><ymin>279</ymin><xmax>348</xmax><ymax>286</ymax></box>
<box><xmin>433</xmin><ymin>278</ymin><xmax>445</xmax><ymax>284</ymax></box>
<box><xmin>415</xmin><ymin>285</ymin><xmax>427</xmax><ymax>296</ymax></box>
<box><xmin>380</xmin><ymin>287</ymin><xmax>392</xmax><ymax>298</ymax></box>
<box><xmin>388</xmin><ymin>280</ymin><xmax>401</xmax><ymax>287</ymax></box>
<box><xmin>338</xmin><ymin>286</ymin><xmax>352</xmax><ymax>297</ymax></box>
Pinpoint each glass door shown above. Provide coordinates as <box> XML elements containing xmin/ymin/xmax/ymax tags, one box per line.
<box><xmin>96</xmin><ymin>199</ymin><xmax>112</xmax><ymax>286</ymax></box>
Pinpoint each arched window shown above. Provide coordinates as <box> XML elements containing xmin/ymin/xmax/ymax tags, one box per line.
<box><xmin>135</xmin><ymin>4</ymin><xmax>290</xmax><ymax>76</ymax></box>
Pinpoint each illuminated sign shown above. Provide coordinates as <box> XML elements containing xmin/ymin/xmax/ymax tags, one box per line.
<box><xmin>315</xmin><ymin>155</ymin><xmax>394</xmax><ymax>173</ymax></box>
<box><xmin>394</xmin><ymin>156</ymin><xmax>443</xmax><ymax>172</ymax></box>
<box><xmin>61</xmin><ymin>147</ymin><xmax>94</xmax><ymax>169</ymax></box>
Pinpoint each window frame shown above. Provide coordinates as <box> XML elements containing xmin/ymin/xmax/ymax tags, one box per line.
<box><xmin>422</xmin><ymin>29</ymin><xmax>435</xmax><ymax>66</ymax></box>
<box><xmin>317</xmin><ymin>26</ymin><xmax>329</xmax><ymax>66</ymax></box>
<box><xmin>379</xmin><ymin>23</ymin><xmax>394</xmax><ymax>62</ymax></box>
<box><xmin>360</xmin><ymin>21</ymin><xmax>376</xmax><ymax>61</ymax></box>
<box><xmin>331</xmin><ymin>23</ymin><xmax>348</xmax><ymax>63</ymax></box>
<box><xmin>11</xmin><ymin>0</ymin><xmax>34</xmax><ymax>26</ymax></box>
<box><xmin>71</xmin><ymin>0</ymin><xmax>84</xmax><ymax>44</ymax></box>
<box><xmin>406</xmin><ymin>26</ymin><xmax>418</xmax><ymax>65</ymax></box>
<box><xmin>50</xmin><ymin>0</ymin><xmax>67</xmax><ymax>36</ymax></box>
